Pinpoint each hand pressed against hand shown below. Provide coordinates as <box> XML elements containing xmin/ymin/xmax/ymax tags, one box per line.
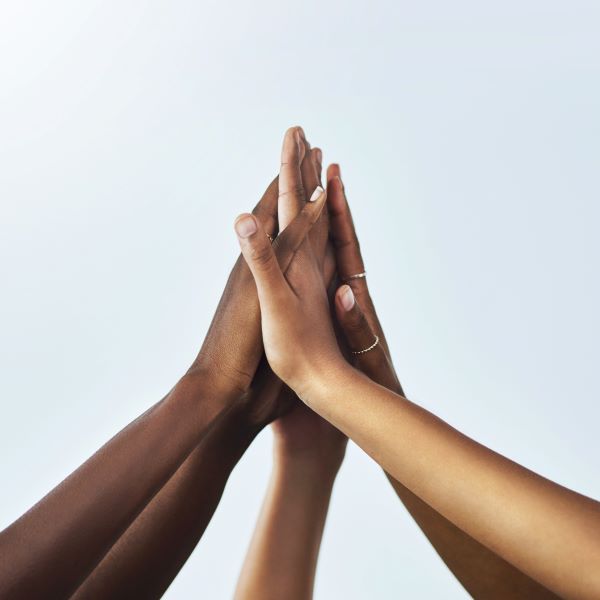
<box><xmin>246</xmin><ymin>126</ymin><xmax>337</xmax><ymax>426</ymax></box>
<box><xmin>190</xmin><ymin>127</ymin><xmax>325</xmax><ymax>423</ymax></box>
<box><xmin>235</xmin><ymin>133</ymin><xmax>350</xmax><ymax>403</ymax></box>
<box><xmin>270</xmin><ymin>133</ymin><xmax>347</xmax><ymax>472</ymax></box>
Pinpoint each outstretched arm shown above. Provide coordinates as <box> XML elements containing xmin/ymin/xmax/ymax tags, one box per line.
<box><xmin>234</xmin><ymin>178</ymin><xmax>600</xmax><ymax>600</ymax></box>
<box><xmin>72</xmin><ymin>367</ymin><xmax>277</xmax><ymax>600</ymax></box>
<box><xmin>234</xmin><ymin>402</ymin><xmax>346</xmax><ymax>600</ymax></box>
<box><xmin>0</xmin><ymin>128</ymin><xmax>325</xmax><ymax>600</ymax></box>
<box><xmin>235</xmin><ymin>400</ymin><xmax>347</xmax><ymax>600</ymax></box>
<box><xmin>326</xmin><ymin>165</ymin><xmax>559</xmax><ymax>599</ymax></box>
<box><xmin>72</xmin><ymin>128</ymin><xmax>327</xmax><ymax>600</ymax></box>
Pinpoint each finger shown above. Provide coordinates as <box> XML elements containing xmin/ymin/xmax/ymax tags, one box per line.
<box><xmin>312</xmin><ymin>148</ymin><xmax>323</xmax><ymax>183</ymax></box>
<box><xmin>252</xmin><ymin>176</ymin><xmax>279</xmax><ymax>237</ymax></box>
<box><xmin>326</xmin><ymin>165</ymin><xmax>365</xmax><ymax>282</ymax></box>
<box><xmin>273</xmin><ymin>186</ymin><xmax>327</xmax><ymax>273</ymax></box>
<box><xmin>334</xmin><ymin>284</ymin><xmax>387</xmax><ymax>374</ymax></box>
<box><xmin>279</xmin><ymin>126</ymin><xmax>307</xmax><ymax>231</ymax></box>
<box><xmin>327</xmin><ymin>166</ymin><xmax>391</xmax><ymax>354</ymax></box>
<box><xmin>335</xmin><ymin>285</ymin><xmax>402</xmax><ymax>394</ymax></box>
<box><xmin>234</xmin><ymin>213</ymin><xmax>289</xmax><ymax>311</ymax></box>
<box><xmin>309</xmin><ymin>147</ymin><xmax>329</xmax><ymax>262</ymax></box>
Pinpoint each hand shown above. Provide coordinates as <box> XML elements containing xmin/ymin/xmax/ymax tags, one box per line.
<box><xmin>326</xmin><ymin>164</ymin><xmax>402</xmax><ymax>395</ymax></box>
<box><xmin>189</xmin><ymin>127</ymin><xmax>324</xmax><ymax>421</ymax></box>
<box><xmin>234</xmin><ymin>161</ymin><xmax>348</xmax><ymax>402</ymax></box>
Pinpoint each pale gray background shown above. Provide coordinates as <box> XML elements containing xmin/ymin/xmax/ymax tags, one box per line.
<box><xmin>1</xmin><ymin>1</ymin><xmax>599</xmax><ymax>598</ymax></box>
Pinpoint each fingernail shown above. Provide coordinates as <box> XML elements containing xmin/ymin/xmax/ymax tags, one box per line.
<box><xmin>235</xmin><ymin>215</ymin><xmax>257</xmax><ymax>238</ymax></box>
<box><xmin>314</xmin><ymin>148</ymin><xmax>322</xmax><ymax>164</ymax></box>
<box><xmin>309</xmin><ymin>185</ymin><xmax>324</xmax><ymax>202</ymax></box>
<box><xmin>340</xmin><ymin>285</ymin><xmax>355</xmax><ymax>311</ymax></box>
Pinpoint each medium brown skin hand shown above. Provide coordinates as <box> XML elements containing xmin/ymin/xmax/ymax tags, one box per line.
<box><xmin>0</xmin><ymin>128</ymin><xmax>323</xmax><ymax>600</ymax></box>
<box><xmin>327</xmin><ymin>164</ymin><xmax>559</xmax><ymax>600</ymax></box>
<box><xmin>234</xmin><ymin>145</ymin><xmax>346</xmax><ymax>600</ymax></box>
<box><xmin>236</xmin><ymin>162</ymin><xmax>600</xmax><ymax>600</ymax></box>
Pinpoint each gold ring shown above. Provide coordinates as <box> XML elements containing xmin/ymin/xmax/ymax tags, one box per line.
<box><xmin>345</xmin><ymin>271</ymin><xmax>366</xmax><ymax>282</ymax></box>
<box><xmin>351</xmin><ymin>335</ymin><xmax>379</xmax><ymax>355</ymax></box>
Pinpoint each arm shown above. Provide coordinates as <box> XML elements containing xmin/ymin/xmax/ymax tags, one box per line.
<box><xmin>71</xmin><ymin>369</ymin><xmax>275</xmax><ymax>600</ymax></box>
<box><xmin>0</xmin><ymin>127</ymin><xmax>324</xmax><ymax>599</ymax></box>
<box><xmin>72</xmin><ymin>127</ymin><xmax>327</xmax><ymax>598</ymax></box>
<box><xmin>235</xmin><ymin>139</ymin><xmax>343</xmax><ymax>600</ymax></box>
<box><xmin>0</xmin><ymin>372</ymin><xmax>225</xmax><ymax>600</ymax></box>
<box><xmin>234</xmin><ymin>189</ymin><xmax>600</xmax><ymax>600</ymax></box>
<box><xmin>326</xmin><ymin>165</ymin><xmax>559</xmax><ymax>599</ymax></box>
<box><xmin>234</xmin><ymin>403</ymin><xmax>346</xmax><ymax>600</ymax></box>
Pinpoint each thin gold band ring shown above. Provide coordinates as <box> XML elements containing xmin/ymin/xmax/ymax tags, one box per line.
<box><xmin>351</xmin><ymin>335</ymin><xmax>379</xmax><ymax>355</ymax></box>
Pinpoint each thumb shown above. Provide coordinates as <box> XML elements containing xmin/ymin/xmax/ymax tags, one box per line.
<box><xmin>334</xmin><ymin>284</ymin><xmax>383</xmax><ymax>369</ymax></box>
<box><xmin>234</xmin><ymin>213</ymin><xmax>288</xmax><ymax>308</ymax></box>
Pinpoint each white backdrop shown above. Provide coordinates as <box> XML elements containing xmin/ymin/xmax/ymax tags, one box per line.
<box><xmin>1</xmin><ymin>1</ymin><xmax>599</xmax><ymax>598</ymax></box>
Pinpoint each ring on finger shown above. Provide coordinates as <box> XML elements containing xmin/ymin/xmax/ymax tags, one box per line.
<box><xmin>351</xmin><ymin>334</ymin><xmax>379</xmax><ymax>355</ymax></box>
<box><xmin>344</xmin><ymin>271</ymin><xmax>366</xmax><ymax>282</ymax></box>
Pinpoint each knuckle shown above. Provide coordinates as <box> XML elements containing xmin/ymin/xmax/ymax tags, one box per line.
<box><xmin>249</xmin><ymin>242</ymin><xmax>274</xmax><ymax>267</ymax></box>
<box><xmin>347</xmin><ymin>312</ymin><xmax>367</xmax><ymax>333</ymax></box>
<box><xmin>278</xmin><ymin>183</ymin><xmax>305</xmax><ymax>199</ymax></box>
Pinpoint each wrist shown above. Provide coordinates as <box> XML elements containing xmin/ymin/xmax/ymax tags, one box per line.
<box><xmin>294</xmin><ymin>357</ymin><xmax>356</xmax><ymax>410</ymax></box>
<box><xmin>174</xmin><ymin>367</ymin><xmax>244</xmax><ymax>430</ymax></box>
<box><xmin>273</xmin><ymin>450</ymin><xmax>341</xmax><ymax>487</ymax></box>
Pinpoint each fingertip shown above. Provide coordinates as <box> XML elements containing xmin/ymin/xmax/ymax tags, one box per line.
<box><xmin>296</xmin><ymin>125</ymin><xmax>306</xmax><ymax>142</ymax></box>
<box><xmin>327</xmin><ymin>163</ymin><xmax>341</xmax><ymax>182</ymax></box>
<box><xmin>312</xmin><ymin>147</ymin><xmax>322</xmax><ymax>166</ymax></box>
<box><xmin>336</xmin><ymin>284</ymin><xmax>355</xmax><ymax>313</ymax></box>
<box><xmin>309</xmin><ymin>185</ymin><xmax>325</xmax><ymax>203</ymax></box>
<box><xmin>234</xmin><ymin>213</ymin><xmax>258</xmax><ymax>238</ymax></box>
<box><xmin>326</xmin><ymin>175</ymin><xmax>346</xmax><ymax>212</ymax></box>
<box><xmin>283</xmin><ymin>127</ymin><xmax>304</xmax><ymax>161</ymax></box>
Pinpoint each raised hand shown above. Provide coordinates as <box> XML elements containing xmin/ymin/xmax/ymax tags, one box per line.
<box><xmin>237</xmin><ymin>158</ymin><xmax>600</xmax><ymax>600</ymax></box>
<box><xmin>328</xmin><ymin>165</ymin><xmax>558</xmax><ymax>600</ymax></box>
<box><xmin>69</xmin><ymin>128</ymin><xmax>327</xmax><ymax>599</ymax></box>
<box><xmin>192</xmin><ymin>127</ymin><xmax>323</xmax><ymax>411</ymax></box>
<box><xmin>233</xmin><ymin>190</ymin><xmax>342</xmax><ymax>397</ymax></box>
<box><xmin>0</xmin><ymin>128</ymin><xmax>325</xmax><ymax>600</ymax></box>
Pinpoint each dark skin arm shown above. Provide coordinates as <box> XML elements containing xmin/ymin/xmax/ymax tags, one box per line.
<box><xmin>326</xmin><ymin>164</ymin><xmax>559</xmax><ymax>599</ymax></box>
<box><xmin>70</xmin><ymin>128</ymin><xmax>326</xmax><ymax>599</ymax></box>
<box><xmin>71</xmin><ymin>366</ymin><xmax>280</xmax><ymax>600</ymax></box>
<box><xmin>0</xmin><ymin>127</ymin><xmax>323</xmax><ymax>600</ymax></box>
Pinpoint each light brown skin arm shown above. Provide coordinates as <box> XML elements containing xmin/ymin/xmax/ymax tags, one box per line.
<box><xmin>233</xmin><ymin>168</ymin><xmax>600</xmax><ymax>600</ymax></box>
<box><xmin>326</xmin><ymin>164</ymin><xmax>559</xmax><ymax>600</ymax></box>
<box><xmin>235</xmin><ymin>145</ymin><xmax>346</xmax><ymax>600</ymax></box>
<box><xmin>234</xmin><ymin>404</ymin><xmax>346</xmax><ymax>600</ymax></box>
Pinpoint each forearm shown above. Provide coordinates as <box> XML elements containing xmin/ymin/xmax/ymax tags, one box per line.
<box><xmin>234</xmin><ymin>454</ymin><xmax>338</xmax><ymax>600</ymax></box>
<box><xmin>304</xmin><ymin>366</ymin><xmax>600</xmax><ymax>600</ymax></box>
<box><xmin>0</xmin><ymin>370</ymin><xmax>230</xmax><ymax>599</ymax></box>
<box><xmin>73</xmin><ymin>404</ymin><xmax>261</xmax><ymax>600</ymax></box>
<box><xmin>370</xmin><ymin>373</ymin><xmax>557</xmax><ymax>597</ymax></box>
<box><xmin>386</xmin><ymin>475</ymin><xmax>559</xmax><ymax>599</ymax></box>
